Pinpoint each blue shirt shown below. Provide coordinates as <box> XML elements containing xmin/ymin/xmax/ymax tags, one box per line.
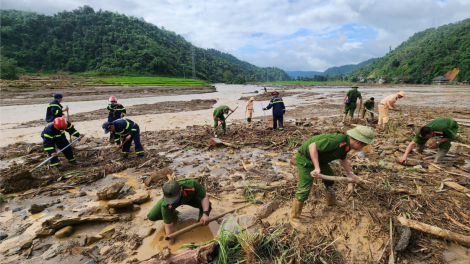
<box><xmin>46</xmin><ymin>100</ymin><xmax>64</xmax><ymax>122</ymax></box>
<box><xmin>264</xmin><ymin>96</ymin><xmax>286</xmax><ymax>115</ymax></box>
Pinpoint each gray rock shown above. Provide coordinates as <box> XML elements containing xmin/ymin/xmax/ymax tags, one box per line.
<box><xmin>0</xmin><ymin>234</ymin><xmax>8</xmax><ymax>240</ymax></box>
<box><xmin>356</xmin><ymin>152</ymin><xmax>365</xmax><ymax>159</ymax></box>
<box><xmin>255</xmin><ymin>201</ymin><xmax>279</xmax><ymax>219</ymax></box>
<box><xmin>337</xmin><ymin>122</ymin><xmax>344</xmax><ymax>127</ymax></box>
<box><xmin>131</xmin><ymin>191</ymin><xmax>150</xmax><ymax>204</ymax></box>
<box><xmin>12</xmin><ymin>207</ymin><xmax>21</xmax><ymax>212</ymax></box>
<box><xmin>19</xmin><ymin>239</ymin><xmax>33</xmax><ymax>249</ymax></box>
<box><xmin>42</xmin><ymin>247</ymin><xmax>57</xmax><ymax>260</ymax></box>
<box><xmin>29</xmin><ymin>204</ymin><xmax>48</xmax><ymax>214</ymax></box>
<box><xmin>217</xmin><ymin>214</ymin><xmax>262</xmax><ymax>237</ymax></box>
<box><xmin>96</xmin><ymin>181</ymin><xmax>125</xmax><ymax>200</ymax></box>
<box><xmin>99</xmin><ymin>226</ymin><xmax>115</xmax><ymax>237</ymax></box>
<box><xmin>278</xmin><ymin>156</ymin><xmax>287</xmax><ymax>162</ymax></box>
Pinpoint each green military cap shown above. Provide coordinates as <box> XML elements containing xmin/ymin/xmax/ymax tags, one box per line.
<box><xmin>347</xmin><ymin>126</ymin><xmax>374</xmax><ymax>145</ymax></box>
<box><xmin>163</xmin><ymin>180</ymin><xmax>181</xmax><ymax>204</ymax></box>
<box><xmin>352</xmin><ymin>84</ymin><xmax>359</xmax><ymax>88</ymax></box>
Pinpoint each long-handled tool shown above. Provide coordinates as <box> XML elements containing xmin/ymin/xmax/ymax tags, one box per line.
<box><xmin>115</xmin><ymin>136</ymin><xmax>130</xmax><ymax>152</ymax></box>
<box><xmin>212</xmin><ymin>106</ymin><xmax>238</xmax><ymax>137</ymax></box>
<box><xmin>36</xmin><ymin>134</ymin><xmax>86</xmax><ymax>169</ymax></box>
<box><xmin>366</xmin><ymin>109</ymin><xmax>379</xmax><ymax>116</ymax></box>
<box><xmin>311</xmin><ymin>172</ymin><xmax>368</xmax><ymax>190</ymax></box>
<box><xmin>165</xmin><ymin>204</ymin><xmax>249</xmax><ymax>241</ymax></box>
<box><xmin>261</xmin><ymin>103</ymin><xmax>268</xmax><ymax>121</ymax></box>
<box><xmin>66</xmin><ymin>105</ymin><xmax>71</xmax><ymax>142</ymax></box>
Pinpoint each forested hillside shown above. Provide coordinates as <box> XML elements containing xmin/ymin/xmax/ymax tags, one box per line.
<box><xmin>321</xmin><ymin>64</ymin><xmax>357</xmax><ymax>76</ymax></box>
<box><xmin>348</xmin><ymin>19</ymin><xmax>470</xmax><ymax>83</ymax></box>
<box><xmin>0</xmin><ymin>7</ymin><xmax>291</xmax><ymax>82</ymax></box>
<box><xmin>285</xmin><ymin>71</ymin><xmax>322</xmax><ymax>78</ymax></box>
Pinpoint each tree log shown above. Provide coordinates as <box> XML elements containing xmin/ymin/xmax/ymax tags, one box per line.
<box><xmin>139</xmin><ymin>241</ymin><xmax>219</xmax><ymax>264</ymax></box>
<box><xmin>42</xmin><ymin>215</ymin><xmax>118</xmax><ymax>230</ymax></box>
<box><xmin>398</xmin><ymin>217</ymin><xmax>470</xmax><ymax>247</ymax></box>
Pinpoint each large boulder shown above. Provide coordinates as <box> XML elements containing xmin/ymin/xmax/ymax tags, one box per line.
<box><xmin>131</xmin><ymin>191</ymin><xmax>150</xmax><ymax>204</ymax></box>
<box><xmin>144</xmin><ymin>168</ymin><xmax>173</xmax><ymax>187</ymax></box>
<box><xmin>97</xmin><ymin>181</ymin><xmax>125</xmax><ymax>200</ymax></box>
<box><xmin>255</xmin><ymin>201</ymin><xmax>279</xmax><ymax>219</ymax></box>
<box><xmin>107</xmin><ymin>199</ymin><xmax>133</xmax><ymax>208</ymax></box>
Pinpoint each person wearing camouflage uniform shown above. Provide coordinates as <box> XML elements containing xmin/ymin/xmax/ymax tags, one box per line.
<box><xmin>290</xmin><ymin>126</ymin><xmax>374</xmax><ymax>228</ymax></box>
<box><xmin>398</xmin><ymin>118</ymin><xmax>459</xmax><ymax>163</ymax></box>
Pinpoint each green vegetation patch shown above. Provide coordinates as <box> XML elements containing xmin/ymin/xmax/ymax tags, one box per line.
<box><xmin>93</xmin><ymin>76</ymin><xmax>209</xmax><ymax>87</ymax></box>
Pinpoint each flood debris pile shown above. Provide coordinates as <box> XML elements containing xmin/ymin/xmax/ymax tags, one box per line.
<box><xmin>1</xmin><ymin>103</ymin><xmax>470</xmax><ymax>263</ymax></box>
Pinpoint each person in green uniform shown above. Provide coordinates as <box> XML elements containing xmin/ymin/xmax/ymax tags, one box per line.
<box><xmin>147</xmin><ymin>179</ymin><xmax>212</xmax><ymax>245</ymax></box>
<box><xmin>290</xmin><ymin>126</ymin><xmax>374</xmax><ymax>228</ymax></box>
<box><xmin>342</xmin><ymin>84</ymin><xmax>363</xmax><ymax>126</ymax></box>
<box><xmin>361</xmin><ymin>97</ymin><xmax>375</xmax><ymax>119</ymax></box>
<box><xmin>398</xmin><ymin>118</ymin><xmax>458</xmax><ymax>163</ymax></box>
<box><xmin>213</xmin><ymin>105</ymin><xmax>235</xmax><ymax>137</ymax></box>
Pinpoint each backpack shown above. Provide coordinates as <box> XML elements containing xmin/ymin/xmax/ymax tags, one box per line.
<box><xmin>345</xmin><ymin>89</ymin><xmax>358</xmax><ymax>105</ymax></box>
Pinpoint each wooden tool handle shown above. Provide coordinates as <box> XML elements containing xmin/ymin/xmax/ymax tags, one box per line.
<box><xmin>311</xmin><ymin>172</ymin><xmax>369</xmax><ymax>190</ymax></box>
<box><xmin>165</xmin><ymin>205</ymin><xmax>248</xmax><ymax>241</ymax></box>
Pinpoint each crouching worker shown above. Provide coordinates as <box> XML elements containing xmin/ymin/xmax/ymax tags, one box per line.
<box><xmin>398</xmin><ymin>118</ymin><xmax>458</xmax><ymax>163</ymax></box>
<box><xmin>42</xmin><ymin>117</ymin><xmax>85</xmax><ymax>168</ymax></box>
<box><xmin>102</xmin><ymin>118</ymin><xmax>144</xmax><ymax>158</ymax></box>
<box><xmin>147</xmin><ymin>179</ymin><xmax>212</xmax><ymax>245</ymax></box>
<box><xmin>290</xmin><ymin>126</ymin><xmax>374</xmax><ymax>228</ymax></box>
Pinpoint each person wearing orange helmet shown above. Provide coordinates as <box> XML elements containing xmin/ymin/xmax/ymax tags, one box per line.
<box><xmin>262</xmin><ymin>90</ymin><xmax>286</xmax><ymax>130</ymax></box>
<box><xmin>41</xmin><ymin>117</ymin><xmax>85</xmax><ymax>168</ymax></box>
<box><xmin>107</xmin><ymin>96</ymin><xmax>126</xmax><ymax>143</ymax></box>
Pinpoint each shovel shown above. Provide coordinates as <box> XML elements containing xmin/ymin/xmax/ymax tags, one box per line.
<box><xmin>366</xmin><ymin>109</ymin><xmax>379</xmax><ymax>116</ymax></box>
<box><xmin>311</xmin><ymin>172</ymin><xmax>368</xmax><ymax>190</ymax></box>
<box><xmin>12</xmin><ymin>134</ymin><xmax>86</xmax><ymax>178</ymax></box>
<box><xmin>115</xmin><ymin>137</ymin><xmax>130</xmax><ymax>152</ymax></box>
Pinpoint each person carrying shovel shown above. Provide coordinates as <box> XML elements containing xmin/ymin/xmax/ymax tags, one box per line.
<box><xmin>398</xmin><ymin>118</ymin><xmax>459</xmax><ymax>163</ymax></box>
<box><xmin>213</xmin><ymin>105</ymin><xmax>235</xmax><ymax>137</ymax></box>
<box><xmin>107</xmin><ymin>96</ymin><xmax>126</xmax><ymax>143</ymax></box>
<box><xmin>361</xmin><ymin>97</ymin><xmax>375</xmax><ymax>119</ymax></box>
<box><xmin>147</xmin><ymin>179</ymin><xmax>212</xmax><ymax>245</ymax></box>
<box><xmin>102</xmin><ymin>118</ymin><xmax>144</xmax><ymax>158</ymax></box>
<box><xmin>42</xmin><ymin>117</ymin><xmax>85</xmax><ymax>168</ymax></box>
<box><xmin>46</xmin><ymin>93</ymin><xmax>69</xmax><ymax>123</ymax></box>
<box><xmin>290</xmin><ymin>126</ymin><xmax>374</xmax><ymax>228</ymax></box>
<box><xmin>341</xmin><ymin>84</ymin><xmax>362</xmax><ymax>126</ymax></box>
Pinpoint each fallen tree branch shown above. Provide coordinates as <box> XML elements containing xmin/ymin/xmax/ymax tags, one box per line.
<box><xmin>42</xmin><ymin>215</ymin><xmax>118</xmax><ymax>230</ymax></box>
<box><xmin>398</xmin><ymin>216</ymin><xmax>470</xmax><ymax>247</ymax></box>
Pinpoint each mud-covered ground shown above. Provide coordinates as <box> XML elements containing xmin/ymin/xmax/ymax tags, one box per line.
<box><xmin>13</xmin><ymin>99</ymin><xmax>217</xmax><ymax>129</ymax></box>
<box><xmin>1</xmin><ymin>100</ymin><xmax>470</xmax><ymax>263</ymax></box>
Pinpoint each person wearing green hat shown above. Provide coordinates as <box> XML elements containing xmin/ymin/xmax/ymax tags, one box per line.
<box><xmin>342</xmin><ymin>84</ymin><xmax>363</xmax><ymax>126</ymax></box>
<box><xmin>290</xmin><ymin>126</ymin><xmax>374</xmax><ymax>229</ymax></box>
<box><xmin>213</xmin><ymin>105</ymin><xmax>235</xmax><ymax>137</ymax></box>
<box><xmin>361</xmin><ymin>97</ymin><xmax>375</xmax><ymax>119</ymax></box>
<box><xmin>147</xmin><ymin>178</ymin><xmax>212</xmax><ymax>245</ymax></box>
<box><xmin>398</xmin><ymin>118</ymin><xmax>458</xmax><ymax>163</ymax></box>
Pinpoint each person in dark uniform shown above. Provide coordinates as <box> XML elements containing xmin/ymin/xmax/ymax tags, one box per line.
<box><xmin>42</xmin><ymin>117</ymin><xmax>85</xmax><ymax>168</ymax></box>
<box><xmin>46</xmin><ymin>94</ymin><xmax>69</xmax><ymax>123</ymax></box>
<box><xmin>102</xmin><ymin>118</ymin><xmax>144</xmax><ymax>158</ymax></box>
<box><xmin>107</xmin><ymin>96</ymin><xmax>126</xmax><ymax>143</ymax></box>
<box><xmin>263</xmin><ymin>90</ymin><xmax>286</xmax><ymax>131</ymax></box>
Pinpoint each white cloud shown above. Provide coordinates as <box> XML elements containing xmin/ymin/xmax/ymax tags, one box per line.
<box><xmin>1</xmin><ymin>0</ymin><xmax>469</xmax><ymax>71</ymax></box>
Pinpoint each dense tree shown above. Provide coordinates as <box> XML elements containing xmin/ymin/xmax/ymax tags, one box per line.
<box><xmin>347</xmin><ymin>19</ymin><xmax>470</xmax><ymax>83</ymax></box>
<box><xmin>0</xmin><ymin>56</ymin><xmax>22</xmax><ymax>79</ymax></box>
<box><xmin>0</xmin><ymin>8</ymin><xmax>291</xmax><ymax>82</ymax></box>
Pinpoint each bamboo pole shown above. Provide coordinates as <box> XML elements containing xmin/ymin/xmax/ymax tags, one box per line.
<box><xmin>398</xmin><ymin>217</ymin><xmax>470</xmax><ymax>247</ymax></box>
<box><xmin>312</xmin><ymin>173</ymin><xmax>369</xmax><ymax>190</ymax></box>
<box><xmin>165</xmin><ymin>205</ymin><xmax>249</xmax><ymax>241</ymax></box>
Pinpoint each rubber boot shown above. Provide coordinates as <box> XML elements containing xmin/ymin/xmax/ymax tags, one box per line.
<box><xmin>290</xmin><ymin>199</ymin><xmax>304</xmax><ymax>229</ymax></box>
<box><xmin>434</xmin><ymin>149</ymin><xmax>448</xmax><ymax>162</ymax></box>
<box><xmin>416</xmin><ymin>143</ymin><xmax>426</xmax><ymax>153</ymax></box>
<box><xmin>325</xmin><ymin>184</ymin><xmax>346</xmax><ymax>206</ymax></box>
<box><xmin>247</xmin><ymin>118</ymin><xmax>251</xmax><ymax>123</ymax></box>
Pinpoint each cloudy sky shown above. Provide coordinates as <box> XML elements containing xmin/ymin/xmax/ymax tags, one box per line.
<box><xmin>2</xmin><ymin>0</ymin><xmax>470</xmax><ymax>71</ymax></box>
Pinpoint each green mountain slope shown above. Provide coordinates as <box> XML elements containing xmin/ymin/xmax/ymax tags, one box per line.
<box><xmin>322</xmin><ymin>64</ymin><xmax>357</xmax><ymax>76</ymax></box>
<box><xmin>0</xmin><ymin>7</ymin><xmax>291</xmax><ymax>82</ymax></box>
<box><xmin>285</xmin><ymin>71</ymin><xmax>322</xmax><ymax>78</ymax></box>
<box><xmin>348</xmin><ymin>18</ymin><xmax>470</xmax><ymax>83</ymax></box>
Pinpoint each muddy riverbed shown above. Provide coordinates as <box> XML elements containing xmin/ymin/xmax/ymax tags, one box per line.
<box><xmin>1</xmin><ymin>82</ymin><xmax>470</xmax><ymax>263</ymax></box>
